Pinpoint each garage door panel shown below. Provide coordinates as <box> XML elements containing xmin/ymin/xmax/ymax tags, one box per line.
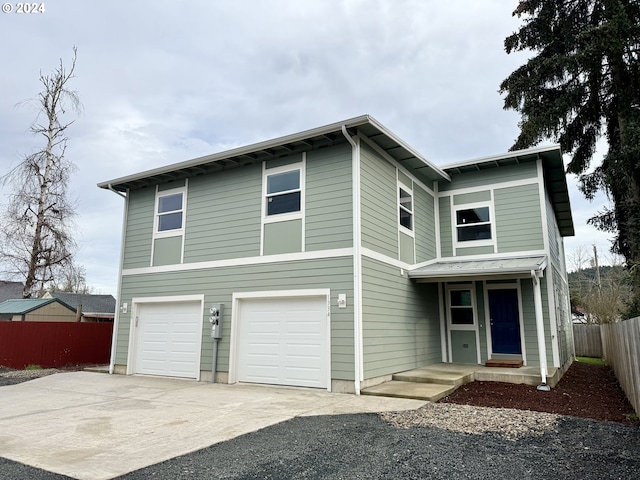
<box><xmin>134</xmin><ymin>301</ymin><xmax>202</xmax><ymax>379</ymax></box>
<box><xmin>237</xmin><ymin>296</ymin><xmax>328</xmax><ymax>388</ymax></box>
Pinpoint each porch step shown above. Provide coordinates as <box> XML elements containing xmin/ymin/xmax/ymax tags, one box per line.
<box><xmin>361</xmin><ymin>381</ymin><xmax>457</xmax><ymax>402</ymax></box>
<box><xmin>393</xmin><ymin>368</ymin><xmax>474</xmax><ymax>387</ymax></box>
<box><xmin>485</xmin><ymin>359</ymin><xmax>523</xmax><ymax>368</ymax></box>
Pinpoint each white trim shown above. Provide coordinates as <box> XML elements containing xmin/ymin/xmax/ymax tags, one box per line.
<box><xmin>122</xmin><ymin>248</ymin><xmax>354</xmax><ymax>276</ymax></box>
<box><xmin>434</xmin><ymin>181</ymin><xmax>441</xmax><ymax>259</ymax></box>
<box><xmin>127</xmin><ymin>294</ymin><xmax>205</xmax><ymax>380</ymax></box>
<box><xmin>151</xmin><ymin>182</ymin><xmax>188</xmax><ymax>267</ymax></box>
<box><xmin>397</xmin><ymin>178</ymin><xmax>415</xmax><ymax>239</ymax></box>
<box><xmin>229</xmin><ymin>289</ymin><xmax>332</xmax><ymax>392</ymax></box>
<box><xmin>438</xmin><ymin>178</ymin><xmax>539</xmax><ymax>198</ymax></box>
<box><xmin>359</xmin><ymin>134</ymin><xmax>435</xmax><ymax>196</ymax></box>
<box><xmin>109</xmin><ymin>189</ymin><xmax>129</xmax><ymax>374</ymax></box>
<box><xmin>352</xmin><ymin>134</ymin><xmax>364</xmax><ymax>394</ymax></box>
<box><xmin>452</xmin><ymin>200</ymin><xmax>497</xmax><ymax>253</ymax></box>
<box><xmin>414</xmin><ymin>249</ymin><xmax>547</xmax><ymax>269</ymax></box>
<box><xmin>538</xmin><ymin>159</ymin><xmax>561</xmax><ymax>368</ymax></box>
<box><xmin>445</xmin><ymin>283</ymin><xmax>481</xmax><ymax>364</ymax></box>
<box><xmin>483</xmin><ymin>282</ymin><xmax>526</xmax><ymax>362</ymax></box>
<box><xmin>443</xmin><ymin>143</ymin><xmax>561</xmax><ymax>171</ymax></box>
<box><xmin>361</xmin><ymin>247</ymin><xmax>412</xmax><ymax>271</ymax></box>
<box><xmin>438</xmin><ymin>282</ymin><xmax>447</xmax><ymax>362</ymax></box>
<box><xmin>260</xmin><ymin>156</ymin><xmax>306</xmax><ymax>254</ymax></box>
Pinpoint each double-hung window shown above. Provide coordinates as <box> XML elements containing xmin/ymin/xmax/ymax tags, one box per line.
<box><xmin>399</xmin><ymin>186</ymin><xmax>413</xmax><ymax>231</ymax></box>
<box><xmin>155</xmin><ymin>187</ymin><xmax>185</xmax><ymax>235</ymax></box>
<box><xmin>455</xmin><ymin>206</ymin><xmax>491</xmax><ymax>242</ymax></box>
<box><xmin>266</xmin><ymin>168</ymin><xmax>301</xmax><ymax>216</ymax></box>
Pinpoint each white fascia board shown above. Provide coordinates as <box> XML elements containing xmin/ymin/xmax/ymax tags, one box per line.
<box><xmin>442</xmin><ymin>144</ymin><xmax>561</xmax><ymax>171</ymax></box>
<box><xmin>98</xmin><ymin>115</ymin><xmax>375</xmax><ymax>189</ymax></box>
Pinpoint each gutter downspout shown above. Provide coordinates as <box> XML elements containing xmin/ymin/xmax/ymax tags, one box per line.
<box><xmin>531</xmin><ymin>268</ymin><xmax>550</xmax><ymax>391</ymax></box>
<box><xmin>108</xmin><ymin>184</ymin><xmax>127</xmax><ymax>375</ymax></box>
<box><xmin>342</xmin><ymin>125</ymin><xmax>363</xmax><ymax>395</ymax></box>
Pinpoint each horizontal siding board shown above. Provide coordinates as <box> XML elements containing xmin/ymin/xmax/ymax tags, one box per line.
<box><xmin>360</xmin><ymin>142</ymin><xmax>398</xmax><ymax>258</ymax></box>
<box><xmin>439</xmin><ymin>196</ymin><xmax>453</xmax><ymax>257</ymax></box>
<box><xmin>123</xmin><ymin>188</ymin><xmax>155</xmax><ymax>269</ymax></box>
<box><xmin>361</xmin><ymin>257</ymin><xmax>441</xmax><ymax>379</ymax></box>
<box><xmin>495</xmin><ymin>183</ymin><xmax>544</xmax><ymax>253</ymax></box>
<box><xmin>414</xmin><ymin>187</ymin><xmax>436</xmax><ymax>262</ymax></box>
<box><xmin>116</xmin><ymin>257</ymin><xmax>355</xmax><ymax>381</ymax></box>
<box><xmin>305</xmin><ymin>144</ymin><xmax>353</xmax><ymax>251</ymax></box>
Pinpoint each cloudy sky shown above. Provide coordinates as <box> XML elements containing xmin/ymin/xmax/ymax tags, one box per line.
<box><xmin>0</xmin><ymin>0</ymin><xmax>614</xmax><ymax>294</ymax></box>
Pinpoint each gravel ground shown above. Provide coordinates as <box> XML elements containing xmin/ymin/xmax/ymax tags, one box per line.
<box><xmin>1</xmin><ymin>366</ymin><xmax>638</xmax><ymax>479</ymax></box>
<box><xmin>0</xmin><ymin>403</ymin><xmax>638</xmax><ymax>479</ymax></box>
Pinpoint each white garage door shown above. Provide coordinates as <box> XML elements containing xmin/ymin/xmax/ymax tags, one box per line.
<box><xmin>134</xmin><ymin>301</ymin><xmax>202</xmax><ymax>379</ymax></box>
<box><xmin>237</xmin><ymin>296</ymin><xmax>328</xmax><ymax>388</ymax></box>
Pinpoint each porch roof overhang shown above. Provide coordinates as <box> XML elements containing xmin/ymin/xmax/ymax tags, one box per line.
<box><xmin>408</xmin><ymin>255</ymin><xmax>547</xmax><ymax>283</ymax></box>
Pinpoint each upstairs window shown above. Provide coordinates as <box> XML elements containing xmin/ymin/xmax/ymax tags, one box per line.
<box><xmin>399</xmin><ymin>186</ymin><xmax>413</xmax><ymax>231</ymax></box>
<box><xmin>155</xmin><ymin>189</ymin><xmax>185</xmax><ymax>234</ymax></box>
<box><xmin>266</xmin><ymin>169</ymin><xmax>301</xmax><ymax>216</ymax></box>
<box><xmin>456</xmin><ymin>206</ymin><xmax>491</xmax><ymax>242</ymax></box>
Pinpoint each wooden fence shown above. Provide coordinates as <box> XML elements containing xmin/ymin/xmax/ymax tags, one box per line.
<box><xmin>573</xmin><ymin>324</ymin><xmax>604</xmax><ymax>357</ymax></box>
<box><xmin>0</xmin><ymin>321</ymin><xmax>113</xmax><ymax>369</ymax></box>
<box><xmin>601</xmin><ymin>317</ymin><xmax>640</xmax><ymax>416</ymax></box>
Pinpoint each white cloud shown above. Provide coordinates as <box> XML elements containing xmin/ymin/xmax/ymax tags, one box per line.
<box><xmin>0</xmin><ymin>0</ymin><xmax>615</xmax><ymax>293</ymax></box>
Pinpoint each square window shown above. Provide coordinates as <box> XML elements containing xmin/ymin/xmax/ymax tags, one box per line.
<box><xmin>456</xmin><ymin>206</ymin><xmax>491</xmax><ymax>242</ymax></box>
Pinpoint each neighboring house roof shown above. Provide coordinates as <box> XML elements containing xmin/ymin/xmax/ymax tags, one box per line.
<box><xmin>409</xmin><ymin>255</ymin><xmax>548</xmax><ymax>281</ymax></box>
<box><xmin>0</xmin><ymin>298</ymin><xmax>76</xmax><ymax>315</ymax></box>
<box><xmin>0</xmin><ymin>281</ymin><xmax>24</xmax><ymax>303</ymax></box>
<box><xmin>442</xmin><ymin>144</ymin><xmax>574</xmax><ymax>237</ymax></box>
<box><xmin>97</xmin><ymin>115</ymin><xmax>451</xmax><ymax>192</ymax></box>
<box><xmin>44</xmin><ymin>293</ymin><xmax>116</xmax><ymax>316</ymax></box>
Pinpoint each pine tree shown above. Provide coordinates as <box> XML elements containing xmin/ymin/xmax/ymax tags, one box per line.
<box><xmin>500</xmin><ymin>0</ymin><xmax>640</xmax><ymax>313</ymax></box>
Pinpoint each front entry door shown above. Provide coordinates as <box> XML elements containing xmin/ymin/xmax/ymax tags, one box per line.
<box><xmin>488</xmin><ymin>289</ymin><xmax>521</xmax><ymax>354</ymax></box>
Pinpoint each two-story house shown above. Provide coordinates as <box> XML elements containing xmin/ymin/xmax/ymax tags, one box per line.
<box><xmin>98</xmin><ymin>115</ymin><xmax>574</xmax><ymax>394</ymax></box>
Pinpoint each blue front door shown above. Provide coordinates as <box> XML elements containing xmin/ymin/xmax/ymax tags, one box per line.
<box><xmin>488</xmin><ymin>289</ymin><xmax>521</xmax><ymax>354</ymax></box>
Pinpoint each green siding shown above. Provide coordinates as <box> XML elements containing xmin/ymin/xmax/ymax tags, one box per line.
<box><xmin>520</xmin><ymin>277</ymin><xmax>554</xmax><ymax>367</ymax></box>
<box><xmin>495</xmin><ymin>183</ymin><xmax>544</xmax><ymax>253</ymax></box>
<box><xmin>184</xmin><ymin>164</ymin><xmax>262</xmax><ymax>262</ymax></box>
<box><xmin>438</xmin><ymin>161</ymin><xmax>538</xmax><ymax>192</ymax></box>
<box><xmin>361</xmin><ymin>257</ymin><xmax>441</xmax><ymax>379</ymax></box>
<box><xmin>305</xmin><ymin>144</ymin><xmax>353</xmax><ymax>251</ymax></box>
<box><xmin>450</xmin><ymin>331</ymin><xmax>477</xmax><ymax>364</ymax></box>
<box><xmin>439</xmin><ymin>196</ymin><xmax>453</xmax><ymax>257</ymax></box>
<box><xmin>360</xmin><ymin>142</ymin><xmax>398</xmax><ymax>258</ymax></box>
<box><xmin>414</xmin><ymin>187</ymin><xmax>436</xmax><ymax>262</ymax></box>
<box><xmin>152</xmin><ymin>236</ymin><xmax>182</xmax><ymax>266</ymax></box>
<box><xmin>123</xmin><ymin>188</ymin><xmax>155</xmax><ymax>269</ymax></box>
<box><xmin>263</xmin><ymin>220</ymin><xmax>302</xmax><ymax>255</ymax></box>
<box><xmin>116</xmin><ymin>257</ymin><xmax>355</xmax><ymax>381</ymax></box>
<box><xmin>399</xmin><ymin>231</ymin><xmax>414</xmax><ymax>264</ymax></box>
<box><xmin>398</xmin><ymin>170</ymin><xmax>412</xmax><ymax>187</ymax></box>
<box><xmin>453</xmin><ymin>190</ymin><xmax>491</xmax><ymax>205</ymax></box>
<box><xmin>266</xmin><ymin>153</ymin><xmax>302</xmax><ymax>170</ymax></box>
<box><xmin>456</xmin><ymin>245</ymin><xmax>494</xmax><ymax>256</ymax></box>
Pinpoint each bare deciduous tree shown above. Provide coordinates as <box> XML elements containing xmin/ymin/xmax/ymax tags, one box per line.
<box><xmin>0</xmin><ymin>48</ymin><xmax>81</xmax><ymax>298</ymax></box>
<box><xmin>48</xmin><ymin>262</ymin><xmax>92</xmax><ymax>294</ymax></box>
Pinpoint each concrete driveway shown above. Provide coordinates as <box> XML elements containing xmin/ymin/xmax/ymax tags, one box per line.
<box><xmin>0</xmin><ymin>372</ymin><xmax>425</xmax><ymax>480</ymax></box>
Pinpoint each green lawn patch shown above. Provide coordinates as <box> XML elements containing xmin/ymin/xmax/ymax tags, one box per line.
<box><xmin>575</xmin><ymin>356</ymin><xmax>607</xmax><ymax>366</ymax></box>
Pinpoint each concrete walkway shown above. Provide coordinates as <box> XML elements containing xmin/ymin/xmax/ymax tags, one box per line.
<box><xmin>0</xmin><ymin>372</ymin><xmax>425</xmax><ymax>480</ymax></box>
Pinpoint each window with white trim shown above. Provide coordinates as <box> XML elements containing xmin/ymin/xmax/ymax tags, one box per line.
<box><xmin>266</xmin><ymin>168</ymin><xmax>301</xmax><ymax>216</ymax></box>
<box><xmin>449</xmin><ymin>288</ymin><xmax>475</xmax><ymax>325</ymax></box>
<box><xmin>155</xmin><ymin>187</ymin><xmax>185</xmax><ymax>236</ymax></box>
<box><xmin>399</xmin><ymin>186</ymin><xmax>413</xmax><ymax>231</ymax></box>
<box><xmin>455</xmin><ymin>206</ymin><xmax>491</xmax><ymax>242</ymax></box>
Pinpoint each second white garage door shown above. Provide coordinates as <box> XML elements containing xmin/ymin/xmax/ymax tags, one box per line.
<box><xmin>237</xmin><ymin>296</ymin><xmax>328</xmax><ymax>389</ymax></box>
